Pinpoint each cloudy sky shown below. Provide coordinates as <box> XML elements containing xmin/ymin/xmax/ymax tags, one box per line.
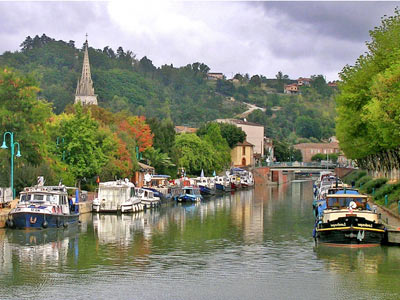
<box><xmin>0</xmin><ymin>1</ymin><xmax>398</xmax><ymax>81</ymax></box>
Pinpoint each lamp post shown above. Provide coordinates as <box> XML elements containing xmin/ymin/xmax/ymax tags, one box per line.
<box><xmin>56</xmin><ymin>137</ymin><xmax>66</xmax><ymax>161</ymax></box>
<box><xmin>1</xmin><ymin>132</ymin><xmax>21</xmax><ymax>199</ymax></box>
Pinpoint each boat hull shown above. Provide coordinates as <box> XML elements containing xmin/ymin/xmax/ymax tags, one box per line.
<box><xmin>216</xmin><ymin>183</ymin><xmax>231</xmax><ymax>192</ymax></box>
<box><xmin>316</xmin><ymin>216</ymin><xmax>385</xmax><ymax>245</ymax></box>
<box><xmin>9</xmin><ymin>211</ymin><xmax>79</xmax><ymax>229</ymax></box>
<box><xmin>316</xmin><ymin>227</ymin><xmax>384</xmax><ymax>245</ymax></box>
<box><xmin>199</xmin><ymin>185</ymin><xmax>215</xmax><ymax>196</ymax></box>
<box><xmin>177</xmin><ymin>195</ymin><xmax>202</xmax><ymax>202</ymax></box>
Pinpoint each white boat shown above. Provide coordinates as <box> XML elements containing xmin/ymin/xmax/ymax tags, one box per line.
<box><xmin>215</xmin><ymin>176</ymin><xmax>232</xmax><ymax>192</ymax></box>
<box><xmin>7</xmin><ymin>177</ymin><xmax>79</xmax><ymax>229</ymax></box>
<box><xmin>92</xmin><ymin>179</ymin><xmax>142</xmax><ymax>213</ymax></box>
<box><xmin>136</xmin><ymin>188</ymin><xmax>161</xmax><ymax>208</ymax></box>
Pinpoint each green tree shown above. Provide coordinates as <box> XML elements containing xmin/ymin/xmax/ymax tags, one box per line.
<box><xmin>59</xmin><ymin>104</ymin><xmax>108</xmax><ymax>188</ymax></box>
<box><xmin>336</xmin><ymin>9</ymin><xmax>400</xmax><ymax>164</ymax></box>
<box><xmin>197</xmin><ymin>122</ymin><xmax>246</xmax><ymax>148</ymax></box>
<box><xmin>175</xmin><ymin>133</ymin><xmax>215</xmax><ymax>175</ymax></box>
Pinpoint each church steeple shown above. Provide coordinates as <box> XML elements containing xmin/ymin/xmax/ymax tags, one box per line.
<box><xmin>74</xmin><ymin>35</ymin><xmax>98</xmax><ymax>105</ymax></box>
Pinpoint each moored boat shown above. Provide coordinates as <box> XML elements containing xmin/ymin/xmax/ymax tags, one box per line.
<box><xmin>136</xmin><ymin>188</ymin><xmax>161</xmax><ymax>208</ymax></box>
<box><xmin>215</xmin><ymin>176</ymin><xmax>232</xmax><ymax>192</ymax></box>
<box><xmin>92</xmin><ymin>179</ymin><xmax>142</xmax><ymax>213</ymax></box>
<box><xmin>315</xmin><ymin>194</ymin><xmax>385</xmax><ymax>246</ymax></box>
<box><xmin>177</xmin><ymin>186</ymin><xmax>202</xmax><ymax>202</ymax></box>
<box><xmin>6</xmin><ymin>178</ymin><xmax>79</xmax><ymax>229</ymax></box>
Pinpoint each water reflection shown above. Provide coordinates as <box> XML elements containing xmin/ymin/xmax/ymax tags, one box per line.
<box><xmin>1</xmin><ymin>182</ymin><xmax>400</xmax><ymax>300</ymax></box>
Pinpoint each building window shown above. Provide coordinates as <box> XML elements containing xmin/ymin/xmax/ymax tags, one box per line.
<box><xmin>242</xmin><ymin>146</ymin><xmax>246</xmax><ymax>155</ymax></box>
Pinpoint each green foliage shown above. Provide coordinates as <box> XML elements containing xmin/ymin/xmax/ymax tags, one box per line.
<box><xmin>175</xmin><ymin>126</ymin><xmax>230</xmax><ymax>176</ymax></box>
<box><xmin>197</xmin><ymin>122</ymin><xmax>246</xmax><ymax>148</ymax></box>
<box><xmin>336</xmin><ymin>9</ymin><xmax>400</xmax><ymax>160</ymax></box>
<box><xmin>143</xmin><ymin>147</ymin><xmax>175</xmax><ymax>174</ymax></box>
<box><xmin>359</xmin><ymin>178</ymin><xmax>388</xmax><ymax>194</ymax></box>
<box><xmin>311</xmin><ymin>153</ymin><xmax>338</xmax><ymax>163</ymax></box>
<box><xmin>374</xmin><ymin>182</ymin><xmax>400</xmax><ymax>204</ymax></box>
<box><xmin>355</xmin><ymin>175</ymin><xmax>372</xmax><ymax>188</ymax></box>
<box><xmin>175</xmin><ymin>133</ymin><xmax>215</xmax><ymax>175</ymax></box>
<box><xmin>342</xmin><ymin>170</ymin><xmax>367</xmax><ymax>185</ymax></box>
<box><xmin>274</xmin><ymin>140</ymin><xmax>302</xmax><ymax>162</ymax></box>
<box><xmin>59</xmin><ymin>104</ymin><xmax>109</xmax><ymax>186</ymax></box>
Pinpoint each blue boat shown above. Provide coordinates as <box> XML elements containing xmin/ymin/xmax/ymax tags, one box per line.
<box><xmin>177</xmin><ymin>187</ymin><xmax>203</xmax><ymax>202</ymax></box>
<box><xmin>6</xmin><ymin>180</ymin><xmax>79</xmax><ymax>229</ymax></box>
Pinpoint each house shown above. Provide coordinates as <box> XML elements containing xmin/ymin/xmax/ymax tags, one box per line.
<box><xmin>284</xmin><ymin>83</ymin><xmax>299</xmax><ymax>94</ymax></box>
<box><xmin>207</xmin><ymin>72</ymin><xmax>224</xmax><ymax>80</ymax></box>
<box><xmin>328</xmin><ymin>81</ymin><xmax>338</xmax><ymax>88</ymax></box>
<box><xmin>231</xmin><ymin>141</ymin><xmax>254</xmax><ymax>167</ymax></box>
<box><xmin>294</xmin><ymin>142</ymin><xmax>340</xmax><ymax>163</ymax></box>
<box><xmin>215</xmin><ymin>118</ymin><xmax>264</xmax><ymax>157</ymax></box>
<box><xmin>175</xmin><ymin>126</ymin><xmax>197</xmax><ymax>134</ymax></box>
<box><xmin>297</xmin><ymin>77</ymin><xmax>312</xmax><ymax>86</ymax></box>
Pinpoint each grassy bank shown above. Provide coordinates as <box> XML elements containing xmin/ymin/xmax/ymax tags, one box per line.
<box><xmin>343</xmin><ymin>170</ymin><xmax>400</xmax><ymax>214</ymax></box>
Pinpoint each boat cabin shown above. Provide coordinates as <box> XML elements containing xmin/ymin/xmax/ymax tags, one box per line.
<box><xmin>183</xmin><ymin>187</ymin><xmax>201</xmax><ymax>196</ymax></box>
<box><xmin>326</xmin><ymin>194</ymin><xmax>368</xmax><ymax>210</ymax></box>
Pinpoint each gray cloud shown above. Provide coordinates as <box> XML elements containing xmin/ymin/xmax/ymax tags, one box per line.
<box><xmin>256</xmin><ymin>1</ymin><xmax>398</xmax><ymax>42</ymax></box>
<box><xmin>0</xmin><ymin>1</ymin><xmax>398</xmax><ymax>81</ymax></box>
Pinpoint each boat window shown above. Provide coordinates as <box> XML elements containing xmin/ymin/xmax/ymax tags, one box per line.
<box><xmin>130</xmin><ymin>188</ymin><xmax>135</xmax><ymax>197</ymax></box>
<box><xmin>33</xmin><ymin>194</ymin><xmax>44</xmax><ymax>201</ymax></box>
<box><xmin>46</xmin><ymin>195</ymin><xmax>51</xmax><ymax>202</ymax></box>
<box><xmin>20</xmin><ymin>194</ymin><xmax>28</xmax><ymax>202</ymax></box>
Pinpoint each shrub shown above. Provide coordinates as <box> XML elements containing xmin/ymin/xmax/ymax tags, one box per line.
<box><xmin>343</xmin><ymin>170</ymin><xmax>367</xmax><ymax>185</ymax></box>
<box><xmin>374</xmin><ymin>183</ymin><xmax>400</xmax><ymax>202</ymax></box>
<box><xmin>355</xmin><ymin>175</ymin><xmax>372</xmax><ymax>188</ymax></box>
<box><xmin>360</xmin><ymin>178</ymin><xmax>388</xmax><ymax>194</ymax></box>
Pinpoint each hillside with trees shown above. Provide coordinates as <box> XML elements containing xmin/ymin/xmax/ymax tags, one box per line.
<box><xmin>0</xmin><ymin>34</ymin><xmax>337</xmax><ymax>143</ymax></box>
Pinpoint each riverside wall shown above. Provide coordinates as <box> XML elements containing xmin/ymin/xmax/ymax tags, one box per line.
<box><xmin>253</xmin><ymin>167</ymin><xmax>293</xmax><ymax>185</ymax></box>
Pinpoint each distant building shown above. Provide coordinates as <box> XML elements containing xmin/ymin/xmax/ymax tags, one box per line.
<box><xmin>216</xmin><ymin>118</ymin><xmax>264</xmax><ymax>157</ymax></box>
<box><xmin>207</xmin><ymin>72</ymin><xmax>224</xmax><ymax>80</ymax></box>
<box><xmin>284</xmin><ymin>83</ymin><xmax>299</xmax><ymax>94</ymax></box>
<box><xmin>231</xmin><ymin>141</ymin><xmax>254</xmax><ymax>167</ymax></box>
<box><xmin>294</xmin><ymin>142</ymin><xmax>340</xmax><ymax>162</ymax></box>
<box><xmin>297</xmin><ymin>77</ymin><xmax>312</xmax><ymax>86</ymax></box>
<box><xmin>74</xmin><ymin>37</ymin><xmax>98</xmax><ymax>105</ymax></box>
<box><xmin>328</xmin><ymin>81</ymin><xmax>338</xmax><ymax>88</ymax></box>
<box><xmin>175</xmin><ymin>126</ymin><xmax>198</xmax><ymax>134</ymax></box>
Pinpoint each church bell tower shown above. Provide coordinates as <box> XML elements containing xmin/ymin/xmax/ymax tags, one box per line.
<box><xmin>74</xmin><ymin>35</ymin><xmax>98</xmax><ymax>105</ymax></box>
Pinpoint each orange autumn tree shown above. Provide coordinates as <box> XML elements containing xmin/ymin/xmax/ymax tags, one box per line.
<box><xmin>118</xmin><ymin>116</ymin><xmax>153</xmax><ymax>153</ymax></box>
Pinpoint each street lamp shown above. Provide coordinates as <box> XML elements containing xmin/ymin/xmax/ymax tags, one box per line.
<box><xmin>1</xmin><ymin>132</ymin><xmax>21</xmax><ymax>199</ymax></box>
<box><xmin>56</xmin><ymin>136</ymin><xmax>66</xmax><ymax>161</ymax></box>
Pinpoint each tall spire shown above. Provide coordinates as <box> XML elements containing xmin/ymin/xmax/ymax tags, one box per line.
<box><xmin>74</xmin><ymin>35</ymin><xmax>98</xmax><ymax>105</ymax></box>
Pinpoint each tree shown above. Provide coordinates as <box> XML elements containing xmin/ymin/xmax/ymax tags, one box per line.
<box><xmin>59</xmin><ymin>104</ymin><xmax>108</xmax><ymax>188</ymax></box>
<box><xmin>197</xmin><ymin>122</ymin><xmax>246</xmax><ymax>148</ymax></box>
<box><xmin>336</xmin><ymin>9</ymin><xmax>400</xmax><ymax>161</ymax></box>
<box><xmin>216</xmin><ymin>79</ymin><xmax>235</xmax><ymax>96</ymax></box>
<box><xmin>175</xmin><ymin>133</ymin><xmax>215</xmax><ymax>175</ymax></box>
<box><xmin>249</xmin><ymin>75</ymin><xmax>261</xmax><ymax>87</ymax></box>
<box><xmin>118</xmin><ymin>115</ymin><xmax>153</xmax><ymax>152</ymax></box>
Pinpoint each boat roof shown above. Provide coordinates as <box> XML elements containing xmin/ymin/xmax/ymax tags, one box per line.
<box><xmin>99</xmin><ymin>180</ymin><xmax>135</xmax><ymax>188</ymax></box>
<box><xmin>326</xmin><ymin>194</ymin><xmax>368</xmax><ymax>199</ymax></box>
<box><xmin>21</xmin><ymin>185</ymin><xmax>68</xmax><ymax>193</ymax></box>
<box><xmin>151</xmin><ymin>175</ymin><xmax>170</xmax><ymax>179</ymax></box>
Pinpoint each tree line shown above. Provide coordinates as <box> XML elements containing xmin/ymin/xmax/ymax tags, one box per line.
<box><xmin>336</xmin><ymin>9</ymin><xmax>400</xmax><ymax>177</ymax></box>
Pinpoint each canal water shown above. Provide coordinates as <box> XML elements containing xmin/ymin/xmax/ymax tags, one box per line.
<box><xmin>1</xmin><ymin>181</ymin><xmax>400</xmax><ymax>300</ymax></box>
